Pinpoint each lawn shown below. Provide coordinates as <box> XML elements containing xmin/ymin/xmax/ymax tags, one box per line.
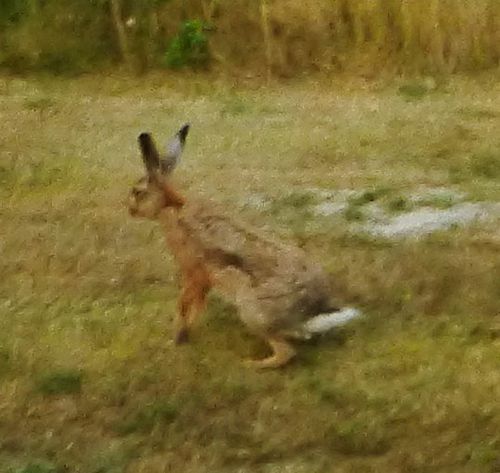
<box><xmin>0</xmin><ymin>73</ymin><xmax>499</xmax><ymax>473</ymax></box>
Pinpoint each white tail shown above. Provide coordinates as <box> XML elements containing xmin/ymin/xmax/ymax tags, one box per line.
<box><xmin>303</xmin><ymin>307</ymin><xmax>362</xmax><ymax>334</ymax></box>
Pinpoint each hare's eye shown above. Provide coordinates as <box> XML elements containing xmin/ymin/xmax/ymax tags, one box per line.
<box><xmin>133</xmin><ymin>189</ymin><xmax>147</xmax><ymax>199</ymax></box>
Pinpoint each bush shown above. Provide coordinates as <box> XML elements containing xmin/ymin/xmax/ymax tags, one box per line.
<box><xmin>164</xmin><ymin>19</ymin><xmax>210</xmax><ymax>69</ymax></box>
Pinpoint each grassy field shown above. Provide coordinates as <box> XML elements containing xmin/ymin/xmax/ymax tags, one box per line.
<box><xmin>0</xmin><ymin>73</ymin><xmax>499</xmax><ymax>473</ymax></box>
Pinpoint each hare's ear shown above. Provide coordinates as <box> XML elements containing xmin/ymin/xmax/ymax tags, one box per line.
<box><xmin>160</xmin><ymin>123</ymin><xmax>190</xmax><ymax>175</ymax></box>
<box><xmin>138</xmin><ymin>133</ymin><xmax>160</xmax><ymax>175</ymax></box>
<box><xmin>177</xmin><ymin>123</ymin><xmax>190</xmax><ymax>145</ymax></box>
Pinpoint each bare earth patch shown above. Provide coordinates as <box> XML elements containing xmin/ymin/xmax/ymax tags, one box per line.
<box><xmin>363</xmin><ymin>202</ymin><xmax>500</xmax><ymax>239</ymax></box>
<box><xmin>242</xmin><ymin>187</ymin><xmax>500</xmax><ymax>239</ymax></box>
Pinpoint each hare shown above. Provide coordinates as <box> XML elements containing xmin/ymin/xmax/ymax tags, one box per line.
<box><xmin>128</xmin><ymin>125</ymin><xmax>361</xmax><ymax>368</ymax></box>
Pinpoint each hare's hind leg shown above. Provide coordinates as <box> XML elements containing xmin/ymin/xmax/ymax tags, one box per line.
<box><xmin>175</xmin><ymin>265</ymin><xmax>211</xmax><ymax>344</ymax></box>
<box><xmin>244</xmin><ymin>335</ymin><xmax>296</xmax><ymax>369</ymax></box>
<box><xmin>213</xmin><ymin>269</ymin><xmax>295</xmax><ymax>368</ymax></box>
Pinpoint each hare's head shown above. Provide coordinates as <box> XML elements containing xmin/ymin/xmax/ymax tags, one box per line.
<box><xmin>128</xmin><ymin>125</ymin><xmax>190</xmax><ymax>219</ymax></box>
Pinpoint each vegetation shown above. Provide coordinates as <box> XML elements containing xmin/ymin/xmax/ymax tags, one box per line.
<box><xmin>1</xmin><ymin>0</ymin><xmax>500</xmax><ymax>75</ymax></box>
<box><xmin>0</xmin><ymin>73</ymin><xmax>499</xmax><ymax>472</ymax></box>
<box><xmin>36</xmin><ymin>370</ymin><xmax>83</xmax><ymax>395</ymax></box>
<box><xmin>164</xmin><ymin>19</ymin><xmax>210</xmax><ymax>69</ymax></box>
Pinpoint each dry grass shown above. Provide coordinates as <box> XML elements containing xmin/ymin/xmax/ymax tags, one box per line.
<box><xmin>0</xmin><ymin>73</ymin><xmax>499</xmax><ymax>473</ymax></box>
<box><xmin>206</xmin><ymin>0</ymin><xmax>500</xmax><ymax>76</ymax></box>
<box><xmin>2</xmin><ymin>0</ymin><xmax>500</xmax><ymax>75</ymax></box>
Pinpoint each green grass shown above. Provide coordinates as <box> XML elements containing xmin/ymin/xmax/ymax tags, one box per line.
<box><xmin>386</xmin><ymin>196</ymin><xmax>411</xmax><ymax>213</ymax></box>
<box><xmin>343</xmin><ymin>204</ymin><xmax>365</xmax><ymax>222</ymax></box>
<box><xmin>470</xmin><ymin>152</ymin><xmax>500</xmax><ymax>180</ymax></box>
<box><xmin>10</xmin><ymin>462</ymin><xmax>61</xmax><ymax>473</ymax></box>
<box><xmin>0</xmin><ymin>73</ymin><xmax>499</xmax><ymax>473</ymax></box>
<box><xmin>357</xmin><ymin>188</ymin><xmax>391</xmax><ymax>204</ymax></box>
<box><xmin>116</xmin><ymin>400</ymin><xmax>179</xmax><ymax>435</ymax></box>
<box><xmin>36</xmin><ymin>370</ymin><xmax>83</xmax><ymax>395</ymax></box>
<box><xmin>398</xmin><ymin>82</ymin><xmax>431</xmax><ymax>100</ymax></box>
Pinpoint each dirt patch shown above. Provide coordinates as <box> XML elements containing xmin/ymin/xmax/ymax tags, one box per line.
<box><xmin>241</xmin><ymin>188</ymin><xmax>500</xmax><ymax>239</ymax></box>
<box><xmin>363</xmin><ymin>202</ymin><xmax>500</xmax><ymax>239</ymax></box>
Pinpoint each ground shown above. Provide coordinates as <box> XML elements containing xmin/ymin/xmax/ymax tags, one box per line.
<box><xmin>0</xmin><ymin>73</ymin><xmax>499</xmax><ymax>473</ymax></box>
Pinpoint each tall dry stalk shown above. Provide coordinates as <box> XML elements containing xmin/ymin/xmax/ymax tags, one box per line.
<box><xmin>110</xmin><ymin>0</ymin><xmax>133</xmax><ymax>69</ymax></box>
<box><xmin>260</xmin><ymin>0</ymin><xmax>273</xmax><ymax>82</ymax></box>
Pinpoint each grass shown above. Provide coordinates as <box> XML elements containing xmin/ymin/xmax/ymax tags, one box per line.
<box><xmin>0</xmin><ymin>73</ymin><xmax>499</xmax><ymax>473</ymax></box>
<box><xmin>10</xmin><ymin>462</ymin><xmax>61</xmax><ymax>473</ymax></box>
<box><xmin>36</xmin><ymin>370</ymin><xmax>83</xmax><ymax>395</ymax></box>
<box><xmin>398</xmin><ymin>82</ymin><xmax>431</xmax><ymax>100</ymax></box>
<box><xmin>343</xmin><ymin>204</ymin><xmax>365</xmax><ymax>222</ymax></box>
<box><xmin>386</xmin><ymin>196</ymin><xmax>411</xmax><ymax>213</ymax></box>
<box><xmin>470</xmin><ymin>152</ymin><xmax>500</xmax><ymax>180</ymax></box>
<box><xmin>116</xmin><ymin>400</ymin><xmax>179</xmax><ymax>435</ymax></box>
<box><xmin>416</xmin><ymin>195</ymin><xmax>457</xmax><ymax>210</ymax></box>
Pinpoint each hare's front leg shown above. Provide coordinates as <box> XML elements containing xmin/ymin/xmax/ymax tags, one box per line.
<box><xmin>244</xmin><ymin>335</ymin><xmax>296</xmax><ymax>369</ymax></box>
<box><xmin>175</xmin><ymin>266</ymin><xmax>211</xmax><ymax>344</ymax></box>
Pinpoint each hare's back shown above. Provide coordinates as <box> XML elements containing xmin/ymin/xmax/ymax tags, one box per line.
<box><xmin>180</xmin><ymin>200</ymin><xmax>292</xmax><ymax>275</ymax></box>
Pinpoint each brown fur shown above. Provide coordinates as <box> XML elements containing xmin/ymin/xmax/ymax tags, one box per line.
<box><xmin>129</xmin><ymin>177</ymin><xmax>343</xmax><ymax>368</ymax></box>
<box><xmin>128</xmin><ymin>129</ymin><xmax>341</xmax><ymax>368</ymax></box>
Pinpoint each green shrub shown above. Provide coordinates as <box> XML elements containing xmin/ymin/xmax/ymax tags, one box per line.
<box><xmin>164</xmin><ymin>19</ymin><xmax>210</xmax><ymax>69</ymax></box>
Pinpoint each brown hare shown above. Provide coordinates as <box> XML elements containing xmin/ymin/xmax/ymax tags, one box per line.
<box><xmin>128</xmin><ymin>125</ymin><xmax>361</xmax><ymax>368</ymax></box>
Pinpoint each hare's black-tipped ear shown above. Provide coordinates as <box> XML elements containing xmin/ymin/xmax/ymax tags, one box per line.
<box><xmin>178</xmin><ymin>123</ymin><xmax>190</xmax><ymax>145</ymax></box>
<box><xmin>138</xmin><ymin>133</ymin><xmax>160</xmax><ymax>175</ymax></box>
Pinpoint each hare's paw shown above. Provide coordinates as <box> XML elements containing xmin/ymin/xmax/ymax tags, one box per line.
<box><xmin>242</xmin><ymin>354</ymin><xmax>295</xmax><ymax>369</ymax></box>
<box><xmin>243</xmin><ymin>358</ymin><xmax>274</xmax><ymax>369</ymax></box>
<box><xmin>175</xmin><ymin>328</ymin><xmax>190</xmax><ymax>345</ymax></box>
<box><xmin>243</xmin><ymin>336</ymin><xmax>296</xmax><ymax>369</ymax></box>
